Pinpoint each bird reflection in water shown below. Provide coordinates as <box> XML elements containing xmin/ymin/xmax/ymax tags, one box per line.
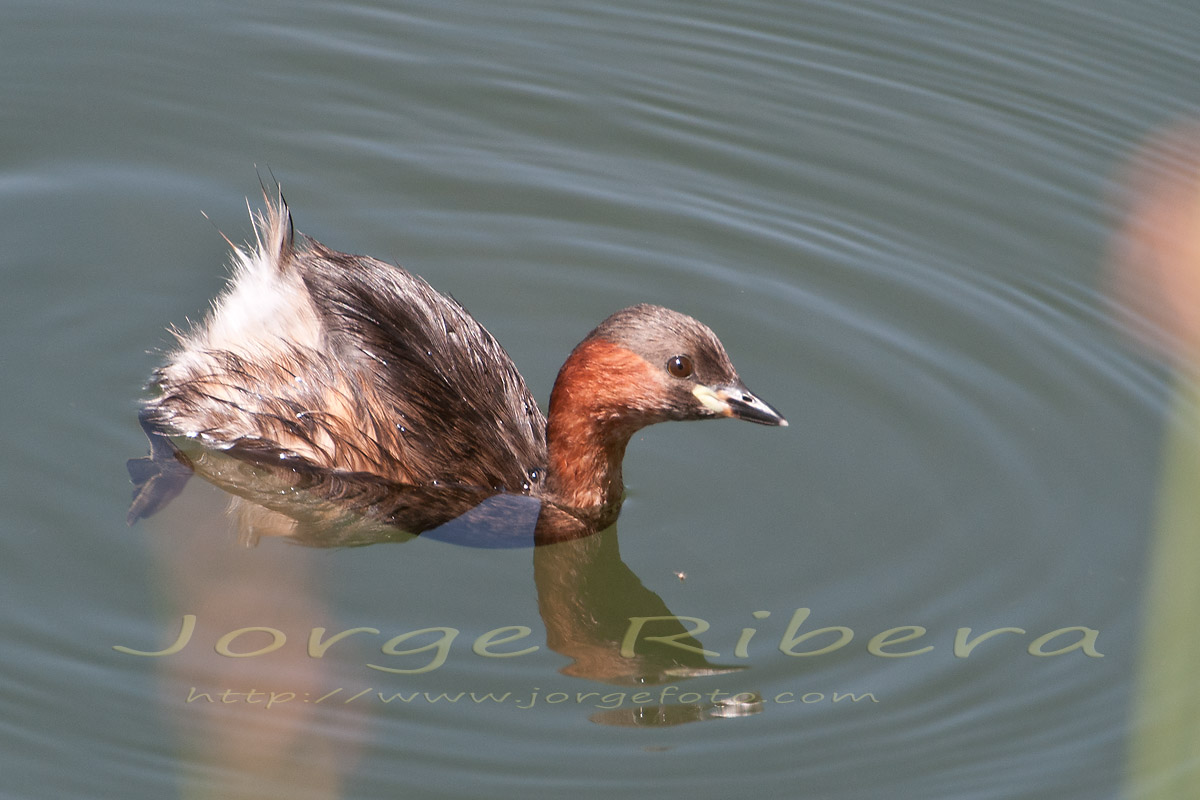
<box><xmin>131</xmin><ymin>434</ymin><xmax>757</xmax><ymax>726</ymax></box>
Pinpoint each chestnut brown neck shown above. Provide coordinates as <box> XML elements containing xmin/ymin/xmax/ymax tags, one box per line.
<box><xmin>544</xmin><ymin>339</ymin><xmax>662</xmax><ymax>511</ymax></box>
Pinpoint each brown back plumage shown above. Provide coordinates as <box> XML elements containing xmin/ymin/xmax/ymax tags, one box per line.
<box><xmin>142</xmin><ymin>197</ymin><xmax>547</xmax><ymax>495</ymax></box>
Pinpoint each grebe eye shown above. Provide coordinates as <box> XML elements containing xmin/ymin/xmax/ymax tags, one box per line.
<box><xmin>666</xmin><ymin>355</ymin><xmax>694</xmax><ymax>378</ymax></box>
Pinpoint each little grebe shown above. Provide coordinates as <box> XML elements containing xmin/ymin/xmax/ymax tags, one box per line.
<box><xmin>130</xmin><ymin>194</ymin><xmax>785</xmax><ymax>528</ymax></box>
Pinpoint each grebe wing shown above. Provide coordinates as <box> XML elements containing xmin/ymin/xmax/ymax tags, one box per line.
<box><xmin>296</xmin><ymin>239</ymin><xmax>548</xmax><ymax>493</ymax></box>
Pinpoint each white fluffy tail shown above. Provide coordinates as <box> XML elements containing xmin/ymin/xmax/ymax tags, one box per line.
<box><xmin>187</xmin><ymin>193</ymin><xmax>320</xmax><ymax>356</ymax></box>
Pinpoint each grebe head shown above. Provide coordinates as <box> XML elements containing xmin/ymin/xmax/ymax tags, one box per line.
<box><xmin>545</xmin><ymin>303</ymin><xmax>785</xmax><ymax>511</ymax></box>
<box><xmin>556</xmin><ymin>303</ymin><xmax>787</xmax><ymax>429</ymax></box>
